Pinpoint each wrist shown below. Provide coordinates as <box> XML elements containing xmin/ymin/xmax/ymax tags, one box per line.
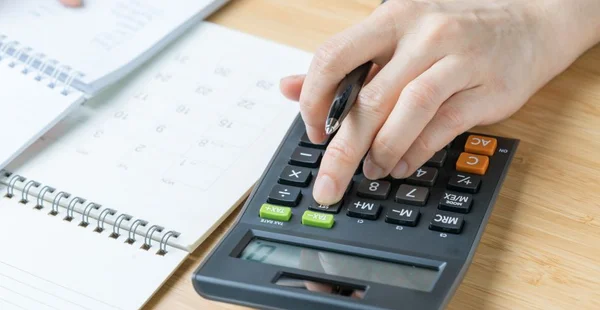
<box><xmin>510</xmin><ymin>0</ymin><xmax>600</xmax><ymax>87</ymax></box>
<box><xmin>532</xmin><ymin>0</ymin><xmax>600</xmax><ymax>59</ymax></box>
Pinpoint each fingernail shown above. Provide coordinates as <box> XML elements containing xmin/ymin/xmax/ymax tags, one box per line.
<box><xmin>313</xmin><ymin>174</ymin><xmax>339</xmax><ymax>205</ymax></box>
<box><xmin>391</xmin><ymin>160</ymin><xmax>408</xmax><ymax>178</ymax></box>
<box><xmin>363</xmin><ymin>156</ymin><xmax>384</xmax><ymax>180</ymax></box>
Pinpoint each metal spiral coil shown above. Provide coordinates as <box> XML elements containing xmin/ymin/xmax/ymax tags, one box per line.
<box><xmin>142</xmin><ymin>225</ymin><xmax>164</xmax><ymax>250</ymax></box>
<box><xmin>157</xmin><ymin>231</ymin><xmax>181</xmax><ymax>255</ymax></box>
<box><xmin>126</xmin><ymin>219</ymin><xmax>148</xmax><ymax>244</ymax></box>
<box><xmin>35</xmin><ymin>185</ymin><xmax>55</xmax><ymax>210</ymax></box>
<box><xmin>50</xmin><ymin>191</ymin><xmax>70</xmax><ymax>216</ymax></box>
<box><xmin>1</xmin><ymin>170</ymin><xmax>180</xmax><ymax>256</ymax></box>
<box><xmin>110</xmin><ymin>214</ymin><xmax>132</xmax><ymax>239</ymax></box>
<box><xmin>94</xmin><ymin>208</ymin><xmax>116</xmax><ymax>233</ymax></box>
<box><xmin>6</xmin><ymin>174</ymin><xmax>25</xmax><ymax>198</ymax></box>
<box><xmin>80</xmin><ymin>202</ymin><xmax>100</xmax><ymax>227</ymax></box>
<box><xmin>65</xmin><ymin>196</ymin><xmax>84</xmax><ymax>222</ymax></box>
<box><xmin>20</xmin><ymin>180</ymin><xmax>40</xmax><ymax>204</ymax></box>
<box><xmin>0</xmin><ymin>36</ymin><xmax>81</xmax><ymax>96</ymax></box>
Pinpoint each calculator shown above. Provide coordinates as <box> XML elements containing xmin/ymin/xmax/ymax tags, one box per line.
<box><xmin>193</xmin><ymin>115</ymin><xmax>518</xmax><ymax>310</ymax></box>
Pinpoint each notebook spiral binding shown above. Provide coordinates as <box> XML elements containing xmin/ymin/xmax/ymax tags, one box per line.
<box><xmin>0</xmin><ymin>34</ymin><xmax>82</xmax><ymax>96</ymax></box>
<box><xmin>0</xmin><ymin>169</ymin><xmax>180</xmax><ymax>256</ymax></box>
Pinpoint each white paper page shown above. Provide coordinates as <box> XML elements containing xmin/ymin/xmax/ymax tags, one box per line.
<box><xmin>0</xmin><ymin>58</ymin><xmax>84</xmax><ymax>172</ymax></box>
<box><xmin>0</xmin><ymin>0</ymin><xmax>228</xmax><ymax>94</ymax></box>
<box><xmin>0</xmin><ymin>187</ymin><xmax>188</xmax><ymax>310</ymax></box>
<box><xmin>4</xmin><ymin>22</ymin><xmax>313</xmax><ymax>251</ymax></box>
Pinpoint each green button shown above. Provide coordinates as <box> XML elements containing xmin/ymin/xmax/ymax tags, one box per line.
<box><xmin>302</xmin><ymin>210</ymin><xmax>334</xmax><ymax>229</ymax></box>
<box><xmin>259</xmin><ymin>203</ymin><xmax>292</xmax><ymax>222</ymax></box>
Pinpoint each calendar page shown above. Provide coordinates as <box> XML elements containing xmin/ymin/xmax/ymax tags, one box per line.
<box><xmin>6</xmin><ymin>22</ymin><xmax>312</xmax><ymax>251</ymax></box>
<box><xmin>0</xmin><ymin>0</ymin><xmax>228</xmax><ymax>94</ymax></box>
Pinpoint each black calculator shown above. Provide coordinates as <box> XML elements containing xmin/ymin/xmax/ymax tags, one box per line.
<box><xmin>193</xmin><ymin>115</ymin><xmax>518</xmax><ymax>310</ymax></box>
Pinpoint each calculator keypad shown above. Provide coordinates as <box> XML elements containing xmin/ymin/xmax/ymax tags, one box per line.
<box><xmin>308</xmin><ymin>198</ymin><xmax>343</xmax><ymax>214</ymax></box>
<box><xmin>456</xmin><ymin>152</ymin><xmax>489</xmax><ymax>175</ymax></box>
<box><xmin>278</xmin><ymin>166</ymin><xmax>312</xmax><ymax>187</ymax></box>
<box><xmin>426</xmin><ymin>150</ymin><xmax>447</xmax><ymax>167</ymax></box>
<box><xmin>267</xmin><ymin>185</ymin><xmax>302</xmax><ymax>207</ymax></box>
<box><xmin>429</xmin><ymin>212</ymin><xmax>464</xmax><ymax>233</ymax></box>
<box><xmin>356</xmin><ymin>179</ymin><xmax>391</xmax><ymax>200</ymax></box>
<box><xmin>289</xmin><ymin>147</ymin><xmax>322</xmax><ymax>168</ymax></box>
<box><xmin>346</xmin><ymin>200</ymin><xmax>381</xmax><ymax>220</ymax></box>
<box><xmin>385</xmin><ymin>206</ymin><xmax>420</xmax><ymax>226</ymax></box>
<box><xmin>395</xmin><ymin>184</ymin><xmax>429</xmax><ymax>206</ymax></box>
<box><xmin>256</xmin><ymin>130</ymin><xmax>510</xmax><ymax>237</ymax></box>
<box><xmin>438</xmin><ymin>191</ymin><xmax>472</xmax><ymax>213</ymax></box>
<box><xmin>406</xmin><ymin>166</ymin><xmax>438</xmax><ymax>187</ymax></box>
<box><xmin>465</xmin><ymin>135</ymin><xmax>497</xmax><ymax>156</ymax></box>
<box><xmin>447</xmin><ymin>173</ymin><xmax>481</xmax><ymax>193</ymax></box>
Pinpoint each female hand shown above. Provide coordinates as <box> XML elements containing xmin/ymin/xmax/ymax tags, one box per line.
<box><xmin>280</xmin><ymin>0</ymin><xmax>600</xmax><ymax>205</ymax></box>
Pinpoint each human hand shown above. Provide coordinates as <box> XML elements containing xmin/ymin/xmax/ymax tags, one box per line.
<box><xmin>281</xmin><ymin>0</ymin><xmax>600</xmax><ymax>205</ymax></box>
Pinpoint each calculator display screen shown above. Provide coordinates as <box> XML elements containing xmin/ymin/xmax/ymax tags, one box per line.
<box><xmin>240</xmin><ymin>239</ymin><xmax>440</xmax><ymax>292</ymax></box>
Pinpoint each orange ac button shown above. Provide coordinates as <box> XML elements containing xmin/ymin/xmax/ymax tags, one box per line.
<box><xmin>465</xmin><ymin>135</ymin><xmax>497</xmax><ymax>156</ymax></box>
<box><xmin>456</xmin><ymin>152</ymin><xmax>489</xmax><ymax>175</ymax></box>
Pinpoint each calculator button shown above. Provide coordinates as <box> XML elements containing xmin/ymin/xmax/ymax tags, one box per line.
<box><xmin>259</xmin><ymin>203</ymin><xmax>292</xmax><ymax>222</ymax></box>
<box><xmin>385</xmin><ymin>206</ymin><xmax>420</xmax><ymax>226</ymax></box>
<box><xmin>456</xmin><ymin>152</ymin><xmax>489</xmax><ymax>175</ymax></box>
<box><xmin>267</xmin><ymin>185</ymin><xmax>302</xmax><ymax>207</ymax></box>
<box><xmin>447</xmin><ymin>172</ymin><xmax>481</xmax><ymax>193</ymax></box>
<box><xmin>302</xmin><ymin>211</ymin><xmax>334</xmax><ymax>229</ymax></box>
<box><xmin>406</xmin><ymin>167</ymin><xmax>438</xmax><ymax>187</ymax></box>
<box><xmin>346</xmin><ymin>200</ymin><xmax>381</xmax><ymax>220</ymax></box>
<box><xmin>429</xmin><ymin>212</ymin><xmax>464</xmax><ymax>234</ymax></box>
<box><xmin>438</xmin><ymin>191</ymin><xmax>473</xmax><ymax>213</ymax></box>
<box><xmin>299</xmin><ymin>133</ymin><xmax>329</xmax><ymax>149</ymax></box>
<box><xmin>395</xmin><ymin>184</ymin><xmax>429</xmax><ymax>206</ymax></box>
<box><xmin>426</xmin><ymin>150</ymin><xmax>447</xmax><ymax>167</ymax></box>
<box><xmin>356</xmin><ymin>179</ymin><xmax>391</xmax><ymax>200</ymax></box>
<box><xmin>278</xmin><ymin>166</ymin><xmax>312</xmax><ymax>187</ymax></box>
<box><xmin>309</xmin><ymin>199</ymin><xmax>343</xmax><ymax>214</ymax></box>
<box><xmin>465</xmin><ymin>135</ymin><xmax>497</xmax><ymax>156</ymax></box>
<box><xmin>289</xmin><ymin>147</ymin><xmax>322</xmax><ymax>168</ymax></box>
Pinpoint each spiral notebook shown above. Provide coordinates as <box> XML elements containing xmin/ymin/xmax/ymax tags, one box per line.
<box><xmin>0</xmin><ymin>22</ymin><xmax>312</xmax><ymax>310</ymax></box>
<box><xmin>0</xmin><ymin>0</ymin><xmax>229</xmax><ymax>172</ymax></box>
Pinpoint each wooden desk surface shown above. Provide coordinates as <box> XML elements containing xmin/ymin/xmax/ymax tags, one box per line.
<box><xmin>145</xmin><ymin>0</ymin><xmax>600</xmax><ymax>309</ymax></box>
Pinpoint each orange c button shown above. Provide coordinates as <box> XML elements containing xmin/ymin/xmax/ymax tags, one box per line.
<box><xmin>456</xmin><ymin>152</ymin><xmax>489</xmax><ymax>175</ymax></box>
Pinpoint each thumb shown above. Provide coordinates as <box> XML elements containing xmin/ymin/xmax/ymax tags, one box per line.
<box><xmin>279</xmin><ymin>74</ymin><xmax>306</xmax><ymax>102</ymax></box>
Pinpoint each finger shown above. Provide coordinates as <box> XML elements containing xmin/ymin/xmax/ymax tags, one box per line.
<box><xmin>299</xmin><ymin>1</ymin><xmax>407</xmax><ymax>143</ymax></box>
<box><xmin>60</xmin><ymin>0</ymin><xmax>82</xmax><ymax>7</ymax></box>
<box><xmin>364</xmin><ymin>56</ymin><xmax>475</xmax><ymax>179</ymax></box>
<box><xmin>279</xmin><ymin>64</ymin><xmax>381</xmax><ymax>103</ymax></box>
<box><xmin>280</xmin><ymin>75</ymin><xmax>305</xmax><ymax>101</ymax></box>
<box><xmin>391</xmin><ymin>86</ymin><xmax>487</xmax><ymax>178</ymax></box>
<box><xmin>312</xmin><ymin>51</ymin><xmax>435</xmax><ymax>205</ymax></box>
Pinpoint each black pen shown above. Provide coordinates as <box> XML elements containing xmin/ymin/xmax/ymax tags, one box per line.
<box><xmin>324</xmin><ymin>61</ymin><xmax>372</xmax><ymax>135</ymax></box>
<box><xmin>324</xmin><ymin>0</ymin><xmax>386</xmax><ymax>135</ymax></box>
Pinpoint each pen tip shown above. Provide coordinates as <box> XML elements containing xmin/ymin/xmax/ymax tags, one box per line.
<box><xmin>325</xmin><ymin>119</ymin><xmax>340</xmax><ymax>135</ymax></box>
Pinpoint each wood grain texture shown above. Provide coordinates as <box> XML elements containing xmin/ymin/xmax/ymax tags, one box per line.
<box><xmin>144</xmin><ymin>0</ymin><xmax>600</xmax><ymax>309</ymax></box>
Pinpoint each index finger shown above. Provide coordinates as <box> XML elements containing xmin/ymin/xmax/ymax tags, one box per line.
<box><xmin>299</xmin><ymin>2</ymin><xmax>402</xmax><ymax>143</ymax></box>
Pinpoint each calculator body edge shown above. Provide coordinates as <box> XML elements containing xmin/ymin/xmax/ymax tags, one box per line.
<box><xmin>193</xmin><ymin>114</ymin><xmax>519</xmax><ymax>310</ymax></box>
